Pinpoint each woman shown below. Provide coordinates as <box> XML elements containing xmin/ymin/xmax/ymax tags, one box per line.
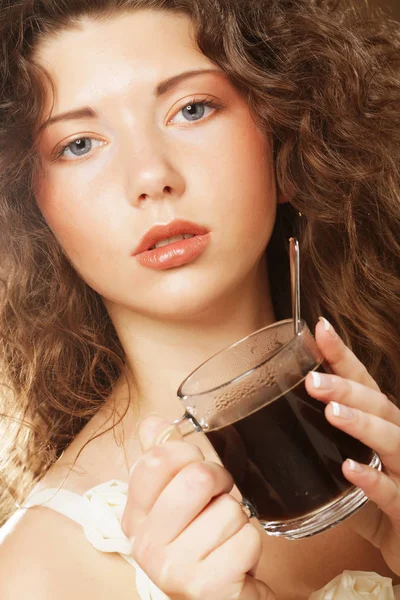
<box><xmin>0</xmin><ymin>0</ymin><xmax>399</xmax><ymax>598</ymax></box>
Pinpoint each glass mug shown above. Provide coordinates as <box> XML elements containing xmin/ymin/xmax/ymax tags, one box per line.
<box><xmin>157</xmin><ymin>319</ymin><xmax>381</xmax><ymax>539</ymax></box>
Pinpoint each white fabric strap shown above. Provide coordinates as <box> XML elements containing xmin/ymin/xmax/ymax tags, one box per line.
<box><xmin>26</xmin><ymin>488</ymin><xmax>98</xmax><ymax>530</ymax></box>
<box><xmin>25</xmin><ymin>482</ymin><xmax>169</xmax><ymax>600</ymax></box>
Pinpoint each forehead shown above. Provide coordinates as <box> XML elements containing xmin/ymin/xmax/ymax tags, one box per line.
<box><xmin>34</xmin><ymin>10</ymin><xmax>214</xmax><ymax>112</ymax></box>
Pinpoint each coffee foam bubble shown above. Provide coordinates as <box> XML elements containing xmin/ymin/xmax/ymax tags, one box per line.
<box><xmin>204</xmin><ymin>361</ymin><xmax>278</xmax><ymax>428</ymax></box>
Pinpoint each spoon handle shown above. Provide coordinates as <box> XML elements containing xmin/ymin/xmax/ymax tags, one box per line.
<box><xmin>289</xmin><ymin>237</ymin><xmax>301</xmax><ymax>336</ymax></box>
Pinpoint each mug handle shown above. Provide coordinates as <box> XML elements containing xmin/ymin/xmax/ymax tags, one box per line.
<box><xmin>154</xmin><ymin>412</ymin><xmax>203</xmax><ymax>446</ymax></box>
<box><xmin>154</xmin><ymin>413</ymin><xmax>259</xmax><ymax>520</ymax></box>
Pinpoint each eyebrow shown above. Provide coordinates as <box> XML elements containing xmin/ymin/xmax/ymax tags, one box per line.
<box><xmin>40</xmin><ymin>68</ymin><xmax>222</xmax><ymax>131</ymax></box>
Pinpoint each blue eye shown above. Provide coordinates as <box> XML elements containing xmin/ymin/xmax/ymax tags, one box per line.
<box><xmin>181</xmin><ymin>103</ymin><xmax>206</xmax><ymax>121</ymax></box>
<box><xmin>171</xmin><ymin>99</ymin><xmax>221</xmax><ymax>124</ymax></box>
<box><xmin>66</xmin><ymin>138</ymin><xmax>92</xmax><ymax>156</ymax></box>
<box><xmin>56</xmin><ymin>137</ymin><xmax>106</xmax><ymax>161</ymax></box>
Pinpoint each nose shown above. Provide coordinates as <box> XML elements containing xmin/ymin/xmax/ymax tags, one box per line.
<box><xmin>128</xmin><ymin>143</ymin><xmax>186</xmax><ymax>207</ymax></box>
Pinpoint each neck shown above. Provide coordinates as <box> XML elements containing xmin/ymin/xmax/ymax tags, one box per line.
<box><xmin>106</xmin><ymin>256</ymin><xmax>275</xmax><ymax>421</ymax></box>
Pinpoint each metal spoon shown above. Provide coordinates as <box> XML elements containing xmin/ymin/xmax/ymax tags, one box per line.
<box><xmin>289</xmin><ymin>237</ymin><xmax>301</xmax><ymax>336</ymax></box>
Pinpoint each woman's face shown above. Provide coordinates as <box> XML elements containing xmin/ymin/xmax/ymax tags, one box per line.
<box><xmin>35</xmin><ymin>10</ymin><xmax>277</xmax><ymax>320</ymax></box>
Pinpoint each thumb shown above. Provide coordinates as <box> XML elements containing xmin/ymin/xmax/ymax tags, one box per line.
<box><xmin>138</xmin><ymin>414</ymin><xmax>182</xmax><ymax>452</ymax></box>
<box><xmin>239</xmin><ymin>575</ymin><xmax>276</xmax><ymax>600</ymax></box>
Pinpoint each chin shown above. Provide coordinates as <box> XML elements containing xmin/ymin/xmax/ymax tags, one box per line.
<box><xmin>106</xmin><ymin>270</ymin><xmax>240</xmax><ymax>322</ymax></box>
<box><xmin>101</xmin><ymin>254</ymin><xmax>266</xmax><ymax>323</ymax></box>
<box><xmin>135</xmin><ymin>286</ymin><xmax>233</xmax><ymax>322</ymax></box>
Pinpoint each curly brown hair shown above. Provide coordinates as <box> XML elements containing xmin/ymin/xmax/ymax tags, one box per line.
<box><xmin>0</xmin><ymin>0</ymin><xmax>399</xmax><ymax>526</ymax></box>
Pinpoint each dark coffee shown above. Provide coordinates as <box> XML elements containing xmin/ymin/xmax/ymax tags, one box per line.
<box><xmin>205</xmin><ymin>371</ymin><xmax>373</xmax><ymax>522</ymax></box>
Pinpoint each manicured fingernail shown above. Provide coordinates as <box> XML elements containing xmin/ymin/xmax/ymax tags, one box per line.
<box><xmin>330</xmin><ymin>401</ymin><xmax>354</xmax><ymax>419</ymax></box>
<box><xmin>155</xmin><ymin>424</ymin><xmax>182</xmax><ymax>446</ymax></box>
<box><xmin>129</xmin><ymin>452</ymin><xmax>162</xmax><ymax>476</ymax></box>
<box><xmin>311</xmin><ymin>371</ymin><xmax>333</xmax><ymax>390</ymax></box>
<box><xmin>319</xmin><ymin>316</ymin><xmax>337</xmax><ymax>338</ymax></box>
<box><xmin>139</xmin><ymin>414</ymin><xmax>172</xmax><ymax>451</ymax></box>
<box><xmin>143</xmin><ymin>453</ymin><xmax>163</xmax><ymax>468</ymax></box>
<box><xmin>346</xmin><ymin>459</ymin><xmax>364</xmax><ymax>473</ymax></box>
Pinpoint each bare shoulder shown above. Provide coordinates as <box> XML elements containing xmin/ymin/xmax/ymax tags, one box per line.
<box><xmin>0</xmin><ymin>505</ymin><xmax>141</xmax><ymax>599</ymax></box>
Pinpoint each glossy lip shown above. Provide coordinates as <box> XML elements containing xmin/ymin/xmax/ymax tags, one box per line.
<box><xmin>135</xmin><ymin>233</ymin><xmax>211</xmax><ymax>270</ymax></box>
<box><xmin>132</xmin><ymin>219</ymin><xmax>210</xmax><ymax>256</ymax></box>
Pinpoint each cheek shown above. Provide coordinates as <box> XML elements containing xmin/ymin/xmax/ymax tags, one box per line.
<box><xmin>211</xmin><ymin>112</ymin><xmax>274</xmax><ymax>193</ymax></box>
<box><xmin>35</xmin><ymin>171</ymin><xmax>120</xmax><ymax>273</ymax></box>
<box><xmin>37</xmin><ymin>182</ymin><xmax>89</xmax><ymax>254</ymax></box>
<box><xmin>204</xmin><ymin>120</ymin><xmax>276</xmax><ymax>238</ymax></box>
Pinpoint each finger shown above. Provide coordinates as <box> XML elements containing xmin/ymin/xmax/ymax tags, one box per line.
<box><xmin>168</xmin><ymin>493</ymin><xmax>249</xmax><ymax>562</ymax></box>
<box><xmin>316</xmin><ymin>318</ymin><xmax>380</xmax><ymax>392</ymax></box>
<box><xmin>238</xmin><ymin>576</ymin><xmax>276</xmax><ymax>600</ymax></box>
<box><xmin>122</xmin><ymin>440</ymin><xmax>204</xmax><ymax>537</ymax></box>
<box><xmin>324</xmin><ymin>401</ymin><xmax>400</xmax><ymax>474</ymax></box>
<box><xmin>136</xmin><ymin>461</ymin><xmax>234</xmax><ymax>547</ymax></box>
<box><xmin>344</xmin><ymin>499</ymin><xmax>383</xmax><ymax>544</ymax></box>
<box><xmin>202</xmin><ymin>522</ymin><xmax>263</xmax><ymax>582</ymax></box>
<box><xmin>187</xmin><ymin>571</ymin><xmax>274</xmax><ymax>600</ymax></box>
<box><xmin>343</xmin><ymin>459</ymin><xmax>400</xmax><ymax>526</ymax></box>
<box><xmin>138</xmin><ymin>414</ymin><xmax>182</xmax><ymax>452</ymax></box>
<box><xmin>305</xmin><ymin>372</ymin><xmax>400</xmax><ymax>428</ymax></box>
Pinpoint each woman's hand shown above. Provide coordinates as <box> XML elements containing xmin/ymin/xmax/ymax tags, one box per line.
<box><xmin>305</xmin><ymin>317</ymin><xmax>400</xmax><ymax>576</ymax></box>
<box><xmin>121</xmin><ymin>415</ymin><xmax>275</xmax><ymax>600</ymax></box>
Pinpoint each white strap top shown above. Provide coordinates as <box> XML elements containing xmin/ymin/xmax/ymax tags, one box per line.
<box><xmin>25</xmin><ymin>480</ymin><xmax>168</xmax><ymax>600</ymax></box>
<box><xmin>23</xmin><ymin>479</ymin><xmax>400</xmax><ymax>600</ymax></box>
